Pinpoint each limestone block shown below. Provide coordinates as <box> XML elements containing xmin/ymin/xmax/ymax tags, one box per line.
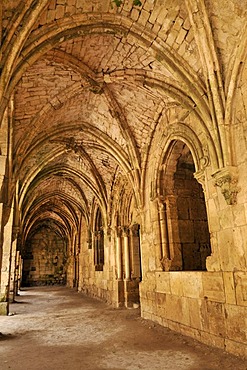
<box><xmin>142</xmin><ymin>311</ymin><xmax>152</xmax><ymax>321</ymax></box>
<box><xmin>155</xmin><ymin>272</ymin><xmax>171</xmax><ymax>294</ymax></box>
<box><xmin>225</xmin><ymin>338</ymin><xmax>247</xmax><ymax>358</ymax></box>
<box><xmin>188</xmin><ymin>298</ymin><xmax>202</xmax><ymax>330</ymax></box>
<box><xmin>232</xmin><ymin>226</ymin><xmax>247</xmax><ymax>270</ymax></box>
<box><xmin>140</xmin><ymin>298</ymin><xmax>151</xmax><ymax>314</ymax></box>
<box><xmin>179</xmin><ymin>323</ymin><xmax>201</xmax><ymax>342</ymax></box>
<box><xmin>199</xmin><ymin>331</ymin><xmax>225</xmax><ymax>350</ymax></box>
<box><xmin>155</xmin><ymin>292</ymin><xmax>166</xmax><ymax>317</ymax></box>
<box><xmin>200</xmin><ymin>300</ymin><xmax>226</xmax><ymax>337</ymax></box>
<box><xmin>177</xmin><ymin>197</ymin><xmax>189</xmax><ymax>220</ymax></box>
<box><xmin>207</xmin><ymin>198</ymin><xmax>221</xmax><ymax>233</ymax></box>
<box><xmin>234</xmin><ymin>272</ymin><xmax>247</xmax><ymax>306</ymax></box>
<box><xmin>217</xmin><ymin>229</ymin><xmax>234</xmax><ymax>270</ymax></box>
<box><xmin>144</xmin><ymin>271</ymin><xmax>156</xmax><ymax>290</ymax></box>
<box><xmin>0</xmin><ymin>302</ymin><xmax>8</xmax><ymax>315</ymax></box>
<box><xmin>178</xmin><ymin>220</ymin><xmax>194</xmax><ymax>242</ymax></box>
<box><xmin>167</xmin><ymin>320</ymin><xmax>181</xmax><ymax>333</ymax></box>
<box><xmin>202</xmin><ymin>272</ymin><xmax>225</xmax><ymax>303</ymax></box>
<box><xmin>223</xmin><ymin>272</ymin><xmax>236</xmax><ymax>305</ymax></box>
<box><xmin>152</xmin><ymin>314</ymin><xmax>163</xmax><ymax>326</ymax></box>
<box><xmin>166</xmin><ymin>295</ymin><xmax>190</xmax><ymax>325</ymax></box>
<box><xmin>233</xmin><ymin>204</ymin><xmax>246</xmax><ymax>226</ymax></box>
<box><xmin>182</xmin><ymin>272</ymin><xmax>203</xmax><ymax>298</ymax></box>
<box><xmin>219</xmin><ymin>208</ymin><xmax>234</xmax><ymax>229</ymax></box>
<box><xmin>225</xmin><ymin>304</ymin><xmax>247</xmax><ymax>343</ymax></box>
<box><xmin>169</xmin><ymin>272</ymin><xmax>183</xmax><ymax>296</ymax></box>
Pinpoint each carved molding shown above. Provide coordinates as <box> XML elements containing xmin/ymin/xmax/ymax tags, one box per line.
<box><xmin>194</xmin><ymin>169</ymin><xmax>206</xmax><ymax>191</ymax></box>
<box><xmin>212</xmin><ymin>166</ymin><xmax>240</xmax><ymax>205</ymax></box>
<box><xmin>160</xmin><ymin>256</ymin><xmax>171</xmax><ymax>272</ymax></box>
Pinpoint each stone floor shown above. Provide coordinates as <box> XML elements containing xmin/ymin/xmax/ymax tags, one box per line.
<box><xmin>0</xmin><ymin>286</ymin><xmax>246</xmax><ymax>370</ymax></box>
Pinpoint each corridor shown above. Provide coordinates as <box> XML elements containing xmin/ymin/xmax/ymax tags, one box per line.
<box><xmin>0</xmin><ymin>287</ymin><xmax>246</xmax><ymax>370</ymax></box>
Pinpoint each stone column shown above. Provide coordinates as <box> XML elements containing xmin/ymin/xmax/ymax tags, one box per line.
<box><xmin>14</xmin><ymin>250</ymin><xmax>21</xmax><ymax>296</ymax></box>
<box><xmin>158</xmin><ymin>201</ymin><xmax>171</xmax><ymax>271</ymax></box>
<box><xmin>8</xmin><ymin>230</ymin><xmax>18</xmax><ymax>302</ymax></box>
<box><xmin>116</xmin><ymin>227</ymin><xmax>122</xmax><ymax>280</ymax></box>
<box><xmin>113</xmin><ymin>227</ymin><xmax>124</xmax><ymax>307</ymax></box>
<box><xmin>123</xmin><ymin>227</ymin><xmax>130</xmax><ymax>281</ymax></box>
<box><xmin>0</xmin><ymin>201</ymin><xmax>14</xmax><ymax>315</ymax></box>
<box><xmin>130</xmin><ymin>224</ymin><xmax>141</xmax><ymax>279</ymax></box>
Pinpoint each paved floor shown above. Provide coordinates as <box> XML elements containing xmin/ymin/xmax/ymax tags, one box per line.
<box><xmin>0</xmin><ymin>286</ymin><xmax>246</xmax><ymax>370</ymax></box>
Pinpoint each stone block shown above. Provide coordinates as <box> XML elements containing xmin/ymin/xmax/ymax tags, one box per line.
<box><xmin>155</xmin><ymin>272</ymin><xmax>171</xmax><ymax>294</ymax></box>
<box><xmin>169</xmin><ymin>272</ymin><xmax>183</xmax><ymax>296</ymax></box>
<box><xmin>223</xmin><ymin>272</ymin><xmax>236</xmax><ymax>304</ymax></box>
<box><xmin>182</xmin><ymin>272</ymin><xmax>203</xmax><ymax>298</ymax></box>
<box><xmin>234</xmin><ymin>271</ymin><xmax>247</xmax><ymax>306</ymax></box>
<box><xmin>167</xmin><ymin>320</ymin><xmax>181</xmax><ymax>333</ymax></box>
<box><xmin>200</xmin><ymin>300</ymin><xmax>226</xmax><ymax>337</ymax></box>
<box><xmin>152</xmin><ymin>314</ymin><xmax>163</xmax><ymax>325</ymax></box>
<box><xmin>233</xmin><ymin>204</ymin><xmax>246</xmax><ymax>226</ymax></box>
<box><xmin>225</xmin><ymin>304</ymin><xmax>247</xmax><ymax>343</ymax></box>
<box><xmin>179</xmin><ymin>323</ymin><xmax>201</xmax><ymax>342</ymax></box>
<box><xmin>0</xmin><ymin>302</ymin><xmax>8</xmax><ymax>315</ymax></box>
<box><xmin>166</xmin><ymin>295</ymin><xmax>190</xmax><ymax>325</ymax></box>
<box><xmin>188</xmin><ymin>298</ymin><xmax>202</xmax><ymax>330</ymax></box>
<box><xmin>178</xmin><ymin>220</ymin><xmax>194</xmax><ymax>242</ymax></box>
<box><xmin>142</xmin><ymin>311</ymin><xmax>152</xmax><ymax>321</ymax></box>
<box><xmin>199</xmin><ymin>331</ymin><xmax>225</xmax><ymax>350</ymax></box>
<box><xmin>202</xmin><ymin>272</ymin><xmax>225</xmax><ymax>303</ymax></box>
<box><xmin>225</xmin><ymin>338</ymin><xmax>247</xmax><ymax>358</ymax></box>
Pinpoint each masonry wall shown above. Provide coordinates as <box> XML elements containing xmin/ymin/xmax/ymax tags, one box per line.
<box><xmin>22</xmin><ymin>228</ymin><xmax>67</xmax><ymax>286</ymax></box>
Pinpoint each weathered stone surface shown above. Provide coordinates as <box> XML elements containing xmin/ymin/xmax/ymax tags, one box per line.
<box><xmin>0</xmin><ymin>0</ymin><xmax>247</xmax><ymax>359</ymax></box>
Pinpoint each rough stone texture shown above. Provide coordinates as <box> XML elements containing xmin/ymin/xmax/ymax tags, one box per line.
<box><xmin>0</xmin><ymin>0</ymin><xmax>247</xmax><ymax>360</ymax></box>
<box><xmin>0</xmin><ymin>286</ymin><xmax>246</xmax><ymax>370</ymax></box>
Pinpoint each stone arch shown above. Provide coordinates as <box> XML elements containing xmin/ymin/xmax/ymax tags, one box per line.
<box><xmin>159</xmin><ymin>139</ymin><xmax>211</xmax><ymax>271</ymax></box>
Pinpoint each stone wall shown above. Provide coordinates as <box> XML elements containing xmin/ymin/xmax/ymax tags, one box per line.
<box><xmin>22</xmin><ymin>227</ymin><xmax>67</xmax><ymax>286</ymax></box>
<box><xmin>140</xmin><ymin>271</ymin><xmax>247</xmax><ymax>358</ymax></box>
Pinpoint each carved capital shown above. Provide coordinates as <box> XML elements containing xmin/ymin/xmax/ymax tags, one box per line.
<box><xmin>12</xmin><ymin>226</ymin><xmax>20</xmax><ymax>241</ymax></box>
<box><xmin>212</xmin><ymin>166</ymin><xmax>240</xmax><ymax>205</ymax></box>
<box><xmin>116</xmin><ymin>226</ymin><xmax>122</xmax><ymax>237</ymax></box>
<box><xmin>130</xmin><ymin>223</ymin><xmax>140</xmax><ymax>237</ymax></box>
<box><xmin>122</xmin><ymin>226</ymin><xmax>129</xmax><ymax>237</ymax></box>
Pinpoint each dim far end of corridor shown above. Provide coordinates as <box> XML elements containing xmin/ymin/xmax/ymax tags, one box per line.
<box><xmin>0</xmin><ymin>0</ymin><xmax>247</xmax><ymax>368</ymax></box>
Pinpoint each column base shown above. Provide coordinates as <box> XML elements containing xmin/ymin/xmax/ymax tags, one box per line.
<box><xmin>113</xmin><ymin>280</ymin><xmax>124</xmax><ymax>308</ymax></box>
<box><xmin>0</xmin><ymin>302</ymin><xmax>9</xmax><ymax>316</ymax></box>
<box><xmin>124</xmin><ymin>279</ymin><xmax>140</xmax><ymax>308</ymax></box>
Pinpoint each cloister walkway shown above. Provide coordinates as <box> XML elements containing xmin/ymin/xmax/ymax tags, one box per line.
<box><xmin>0</xmin><ymin>287</ymin><xmax>246</xmax><ymax>370</ymax></box>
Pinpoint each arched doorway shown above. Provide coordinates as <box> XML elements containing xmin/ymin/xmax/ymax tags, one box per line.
<box><xmin>22</xmin><ymin>224</ymin><xmax>67</xmax><ymax>286</ymax></box>
<box><xmin>160</xmin><ymin>140</ymin><xmax>211</xmax><ymax>271</ymax></box>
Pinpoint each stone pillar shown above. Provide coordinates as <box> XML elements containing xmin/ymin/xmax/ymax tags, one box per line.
<box><xmin>116</xmin><ymin>227</ymin><xmax>123</xmax><ymax>280</ymax></box>
<box><xmin>0</xmin><ymin>201</ymin><xmax>14</xmax><ymax>315</ymax></box>
<box><xmin>158</xmin><ymin>201</ymin><xmax>171</xmax><ymax>271</ymax></box>
<box><xmin>113</xmin><ymin>227</ymin><xmax>124</xmax><ymax>307</ymax></box>
<box><xmin>123</xmin><ymin>227</ymin><xmax>130</xmax><ymax>281</ymax></box>
<box><xmin>130</xmin><ymin>224</ymin><xmax>141</xmax><ymax>279</ymax></box>
<box><xmin>8</xmin><ymin>237</ymin><xmax>17</xmax><ymax>302</ymax></box>
<box><xmin>14</xmin><ymin>250</ymin><xmax>22</xmax><ymax>295</ymax></box>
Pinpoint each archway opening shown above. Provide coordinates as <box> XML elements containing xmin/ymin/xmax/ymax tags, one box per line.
<box><xmin>161</xmin><ymin>140</ymin><xmax>211</xmax><ymax>271</ymax></box>
<box><xmin>22</xmin><ymin>224</ymin><xmax>67</xmax><ymax>286</ymax></box>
